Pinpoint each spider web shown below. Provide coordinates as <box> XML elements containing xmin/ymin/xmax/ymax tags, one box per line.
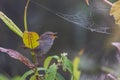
<box><xmin>30</xmin><ymin>0</ymin><xmax>115</xmax><ymax>34</ymax></box>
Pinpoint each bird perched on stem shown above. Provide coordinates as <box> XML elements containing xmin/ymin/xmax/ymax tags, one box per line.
<box><xmin>34</xmin><ymin>31</ymin><xmax>57</xmax><ymax>66</ymax></box>
<box><xmin>34</xmin><ymin>31</ymin><xmax>57</xmax><ymax>55</ymax></box>
<box><xmin>21</xmin><ymin>31</ymin><xmax>57</xmax><ymax>66</ymax></box>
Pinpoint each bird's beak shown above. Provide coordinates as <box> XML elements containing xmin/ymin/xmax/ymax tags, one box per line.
<box><xmin>52</xmin><ymin>35</ymin><xmax>57</xmax><ymax>39</ymax></box>
<box><xmin>51</xmin><ymin>33</ymin><xmax>57</xmax><ymax>39</ymax></box>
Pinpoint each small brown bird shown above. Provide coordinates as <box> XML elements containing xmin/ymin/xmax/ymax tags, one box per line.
<box><xmin>34</xmin><ymin>31</ymin><xmax>57</xmax><ymax>66</ymax></box>
<box><xmin>35</xmin><ymin>31</ymin><xmax>57</xmax><ymax>54</ymax></box>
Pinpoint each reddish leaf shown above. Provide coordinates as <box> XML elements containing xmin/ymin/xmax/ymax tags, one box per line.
<box><xmin>0</xmin><ymin>47</ymin><xmax>35</xmax><ymax>68</ymax></box>
<box><xmin>112</xmin><ymin>42</ymin><xmax>120</xmax><ymax>52</ymax></box>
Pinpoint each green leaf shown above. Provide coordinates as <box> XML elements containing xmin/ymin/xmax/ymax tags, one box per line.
<box><xmin>44</xmin><ymin>56</ymin><xmax>53</xmax><ymax>69</ymax></box>
<box><xmin>44</xmin><ymin>56</ymin><xmax>60</xmax><ymax>69</ymax></box>
<box><xmin>21</xmin><ymin>68</ymin><xmax>46</xmax><ymax>80</ymax></box>
<box><xmin>45</xmin><ymin>63</ymin><xmax>58</xmax><ymax>80</ymax></box>
<box><xmin>61</xmin><ymin>55</ymin><xmax>73</xmax><ymax>74</ymax></box>
<box><xmin>30</xmin><ymin>71</ymin><xmax>39</xmax><ymax>80</ymax></box>
<box><xmin>73</xmin><ymin>57</ymin><xmax>81</xmax><ymax>80</ymax></box>
<box><xmin>30</xmin><ymin>75</ymin><xmax>37</xmax><ymax>80</ymax></box>
<box><xmin>0</xmin><ymin>74</ymin><xmax>9</xmax><ymax>80</ymax></box>
<box><xmin>21</xmin><ymin>69</ymin><xmax>34</xmax><ymax>80</ymax></box>
<box><xmin>0</xmin><ymin>11</ymin><xmax>23</xmax><ymax>37</ymax></box>
<box><xmin>12</xmin><ymin>76</ymin><xmax>21</xmax><ymax>80</ymax></box>
<box><xmin>52</xmin><ymin>56</ymin><xmax>60</xmax><ymax>60</ymax></box>
<box><xmin>56</xmin><ymin>73</ymin><xmax>65</xmax><ymax>80</ymax></box>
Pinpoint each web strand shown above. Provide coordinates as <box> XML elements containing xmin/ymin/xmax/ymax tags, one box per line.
<box><xmin>29</xmin><ymin>0</ymin><xmax>114</xmax><ymax>34</ymax></box>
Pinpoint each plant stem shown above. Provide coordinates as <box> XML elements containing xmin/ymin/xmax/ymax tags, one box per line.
<box><xmin>103</xmin><ymin>0</ymin><xmax>113</xmax><ymax>6</ymax></box>
<box><xmin>31</xmin><ymin>51</ymin><xmax>41</xmax><ymax>80</ymax></box>
<box><xmin>24</xmin><ymin>0</ymin><xmax>30</xmax><ymax>31</ymax></box>
<box><xmin>101</xmin><ymin>66</ymin><xmax>114</xmax><ymax>73</ymax></box>
<box><xmin>101</xmin><ymin>66</ymin><xmax>120</xmax><ymax>77</ymax></box>
<box><xmin>31</xmin><ymin>51</ymin><xmax>37</xmax><ymax>64</ymax></box>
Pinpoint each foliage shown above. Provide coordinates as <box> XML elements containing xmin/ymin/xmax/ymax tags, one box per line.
<box><xmin>110</xmin><ymin>0</ymin><xmax>120</xmax><ymax>26</ymax></box>
<box><xmin>0</xmin><ymin>74</ymin><xmax>9</xmax><ymax>80</ymax></box>
<box><xmin>0</xmin><ymin>47</ymin><xmax>81</xmax><ymax>80</ymax></box>
<box><xmin>0</xmin><ymin>74</ymin><xmax>21</xmax><ymax>80</ymax></box>
<box><xmin>23</xmin><ymin>31</ymin><xmax>40</xmax><ymax>49</ymax></box>
<box><xmin>0</xmin><ymin>11</ymin><xmax>23</xmax><ymax>37</ymax></box>
<box><xmin>0</xmin><ymin>0</ymin><xmax>81</xmax><ymax>79</ymax></box>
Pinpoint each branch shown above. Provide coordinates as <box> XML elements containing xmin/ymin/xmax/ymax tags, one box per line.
<box><xmin>104</xmin><ymin>0</ymin><xmax>113</xmax><ymax>6</ymax></box>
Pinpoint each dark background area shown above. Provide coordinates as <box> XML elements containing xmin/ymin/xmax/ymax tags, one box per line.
<box><xmin>0</xmin><ymin>0</ymin><xmax>119</xmax><ymax>80</ymax></box>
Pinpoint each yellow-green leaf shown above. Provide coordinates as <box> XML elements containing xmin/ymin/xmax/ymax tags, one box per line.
<box><xmin>0</xmin><ymin>11</ymin><xmax>23</xmax><ymax>37</ymax></box>
<box><xmin>44</xmin><ymin>56</ymin><xmax>60</xmax><ymax>69</ymax></box>
<box><xmin>30</xmin><ymin>71</ymin><xmax>39</xmax><ymax>80</ymax></box>
<box><xmin>45</xmin><ymin>63</ymin><xmax>58</xmax><ymax>80</ymax></box>
<box><xmin>72</xmin><ymin>49</ymin><xmax>84</xmax><ymax>80</ymax></box>
<box><xmin>21</xmin><ymin>68</ymin><xmax>46</xmax><ymax>80</ymax></box>
<box><xmin>110</xmin><ymin>0</ymin><xmax>120</xmax><ymax>25</ymax></box>
<box><xmin>73</xmin><ymin>57</ymin><xmax>80</xmax><ymax>80</ymax></box>
<box><xmin>23</xmin><ymin>31</ymin><xmax>40</xmax><ymax>49</ymax></box>
<box><xmin>61</xmin><ymin>54</ymin><xmax>73</xmax><ymax>73</ymax></box>
<box><xmin>44</xmin><ymin>56</ymin><xmax>53</xmax><ymax>69</ymax></box>
<box><xmin>56</xmin><ymin>73</ymin><xmax>65</xmax><ymax>80</ymax></box>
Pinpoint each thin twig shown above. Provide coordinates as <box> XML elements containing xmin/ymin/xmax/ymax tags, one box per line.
<box><xmin>24</xmin><ymin>0</ymin><xmax>30</xmax><ymax>31</ymax></box>
<box><xmin>104</xmin><ymin>0</ymin><xmax>113</xmax><ymax>6</ymax></box>
<box><xmin>107</xmin><ymin>74</ymin><xmax>117</xmax><ymax>80</ymax></box>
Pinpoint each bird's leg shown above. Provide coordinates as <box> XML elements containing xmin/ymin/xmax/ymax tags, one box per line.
<box><xmin>35</xmin><ymin>54</ymin><xmax>46</xmax><ymax>67</ymax></box>
<box><xmin>103</xmin><ymin>0</ymin><xmax>113</xmax><ymax>6</ymax></box>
